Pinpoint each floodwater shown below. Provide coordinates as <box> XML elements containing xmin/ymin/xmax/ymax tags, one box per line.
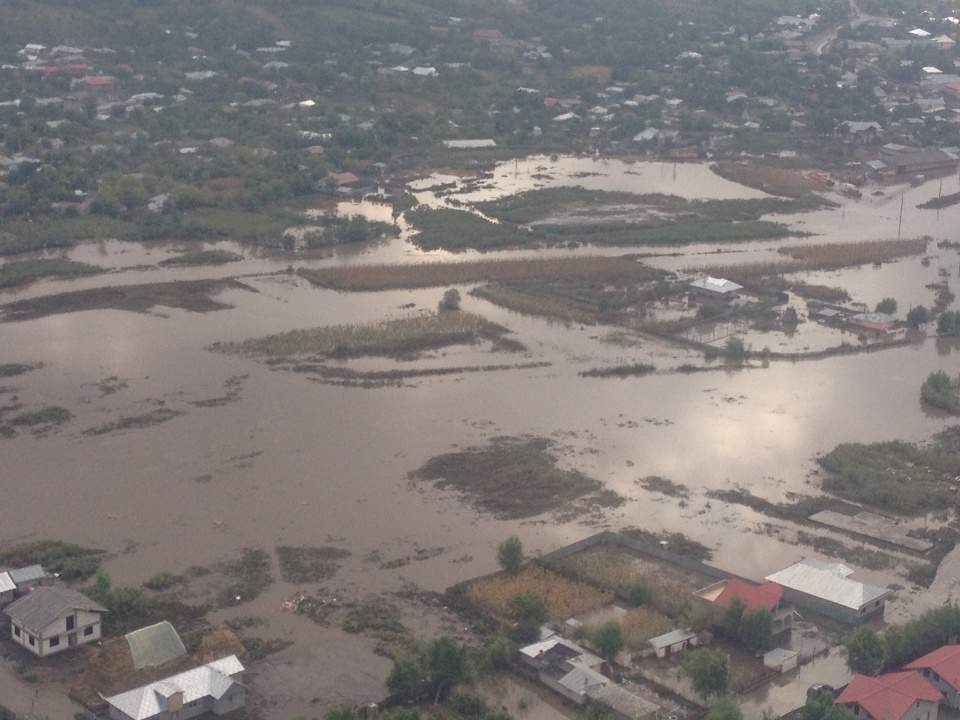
<box><xmin>2</xmin><ymin>158</ymin><xmax>960</xmax><ymax>719</ymax></box>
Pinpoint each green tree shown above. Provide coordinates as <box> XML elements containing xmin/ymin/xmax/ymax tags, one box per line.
<box><xmin>387</xmin><ymin>654</ymin><xmax>424</xmax><ymax>703</ymax></box>
<box><xmin>722</xmin><ymin>596</ymin><xmax>746</xmax><ymax>638</ymax></box>
<box><xmin>683</xmin><ymin>649</ymin><xmax>730</xmax><ymax>700</ymax></box>
<box><xmin>497</xmin><ymin>536</ymin><xmax>523</xmax><ymax>574</ymax></box>
<box><xmin>805</xmin><ymin>691</ymin><xmax>855</xmax><ymax>720</ymax></box>
<box><xmin>484</xmin><ymin>635</ymin><xmax>514</xmax><ymax>670</ymax></box>
<box><xmin>427</xmin><ymin>636</ymin><xmax>467</xmax><ymax>702</ymax></box>
<box><xmin>906</xmin><ymin>306</ymin><xmax>929</xmax><ymax>328</ymax></box>
<box><xmin>782</xmin><ymin>306</ymin><xmax>800</xmax><ymax>326</ymax></box>
<box><xmin>938</xmin><ymin>311</ymin><xmax>960</xmax><ymax>336</ymax></box>
<box><xmin>592</xmin><ymin>621</ymin><xmax>624</xmax><ymax>661</ymax></box>
<box><xmin>511</xmin><ymin>593</ymin><xmax>547</xmax><ymax>643</ymax></box>
<box><xmin>846</xmin><ymin>626</ymin><xmax>885</xmax><ymax>675</ymax></box>
<box><xmin>875</xmin><ymin>298</ymin><xmax>898</xmax><ymax>314</ymax></box>
<box><xmin>739</xmin><ymin>610</ymin><xmax>773</xmax><ymax>653</ymax></box>
<box><xmin>706</xmin><ymin>698</ymin><xmax>744</xmax><ymax>720</ymax></box>
<box><xmin>725</xmin><ymin>336</ymin><xmax>747</xmax><ymax>360</ymax></box>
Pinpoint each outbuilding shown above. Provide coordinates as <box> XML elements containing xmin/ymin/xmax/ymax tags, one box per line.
<box><xmin>765</xmin><ymin>558</ymin><xmax>890</xmax><ymax>623</ymax></box>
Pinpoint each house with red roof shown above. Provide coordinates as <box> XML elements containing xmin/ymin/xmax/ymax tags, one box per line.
<box><xmin>837</xmin><ymin>672</ymin><xmax>943</xmax><ymax>720</ymax></box>
<box><xmin>694</xmin><ymin>578</ymin><xmax>794</xmax><ymax>635</ymax></box>
<box><xmin>906</xmin><ymin>646</ymin><xmax>960</xmax><ymax>708</ymax></box>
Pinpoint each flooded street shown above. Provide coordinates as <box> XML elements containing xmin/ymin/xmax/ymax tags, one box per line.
<box><xmin>2</xmin><ymin>157</ymin><xmax>960</xmax><ymax>719</ymax></box>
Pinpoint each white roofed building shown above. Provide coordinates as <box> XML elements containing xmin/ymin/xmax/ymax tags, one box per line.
<box><xmin>689</xmin><ymin>276</ymin><xmax>744</xmax><ymax>302</ymax></box>
<box><xmin>103</xmin><ymin>655</ymin><xmax>245</xmax><ymax>720</ymax></box>
<box><xmin>765</xmin><ymin>558</ymin><xmax>890</xmax><ymax>623</ymax></box>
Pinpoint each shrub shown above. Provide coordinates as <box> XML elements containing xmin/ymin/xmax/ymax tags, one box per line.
<box><xmin>625</xmin><ymin>582</ymin><xmax>653</xmax><ymax>607</ymax></box>
<box><xmin>937</xmin><ymin>311</ymin><xmax>960</xmax><ymax>336</ymax></box>
<box><xmin>875</xmin><ymin>298</ymin><xmax>897</xmax><ymax>314</ymax></box>
<box><xmin>920</xmin><ymin>371</ymin><xmax>960</xmax><ymax>414</ymax></box>
<box><xmin>683</xmin><ymin>648</ymin><xmax>730</xmax><ymax>699</ymax></box>
<box><xmin>497</xmin><ymin>536</ymin><xmax>523</xmax><ymax>574</ymax></box>
<box><xmin>511</xmin><ymin>593</ymin><xmax>547</xmax><ymax>642</ymax></box>
<box><xmin>724</xmin><ymin>336</ymin><xmax>747</xmax><ymax>359</ymax></box>
<box><xmin>439</xmin><ymin>288</ymin><xmax>462</xmax><ymax>312</ymax></box>
<box><xmin>591</xmin><ymin>621</ymin><xmax>624</xmax><ymax>660</ymax></box>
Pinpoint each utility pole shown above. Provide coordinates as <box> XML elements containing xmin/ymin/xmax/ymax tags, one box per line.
<box><xmin>897</xmin><ymin>192</ymin><xmax>905</xmax><ymax>240</ymax></box>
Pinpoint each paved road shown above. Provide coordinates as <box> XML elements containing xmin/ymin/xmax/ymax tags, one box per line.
<box><xmin>810</xmin><ymin>0</ymin><xmax>889</xmax><ymax>56</ymax></box>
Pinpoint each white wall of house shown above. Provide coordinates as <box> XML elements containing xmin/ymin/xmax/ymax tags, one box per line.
<box><xmin>107</xmin><ymin>683</ymin><xmax>245</xmax><ymax>720</ymax></box>
<box><xmin>919</xmin><ymin>671</ymin><xmax>960</xmax><ymax>709</ymax></box>
<box><xmin>10</xmin><ymin>609</ymin><xmax>103</xmax><ymax>657</ymax></box>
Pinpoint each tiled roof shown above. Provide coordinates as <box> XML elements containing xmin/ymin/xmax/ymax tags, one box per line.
<box><xmin>906</xmin><ymin>645</ymin><xmax>960</xmax><ymax>690</ymax></box>
<box><xmin>838</xmin><ymin>672</ymin><xmax>942</xmax><ymax>720</ymax></box>
<box><xmin>714</xmin><ymin>580</ymin><xmax>784</xmax><ymax>613</ymax></box>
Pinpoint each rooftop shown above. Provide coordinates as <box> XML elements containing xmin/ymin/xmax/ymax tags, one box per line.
<box><xmin>104</xmin><ymin>655</ymin><xmax>244</xmax><ymax>720</ymax></box>
<box><xmin>0</xmin><ymin>572</ymin><xmax>14</xmax><ymax>594</ymax></box>
<box><xmin>689</xmin><ymin>276</ymin><xmax>744</xmax><ymax>294</ymax></box>
<box><xmin>838</xmin><ymin>672</ymin><xmax>942</xmax><ymax>720</ymax></box>
<box><xmin>8</xmin><ymin>564</ymin><xmax>49</xmax><ymax>586</ymax></box>
<box><xmin>125</xmin><ymin>622</ymin><xmax>187</xmax><ymax>671</ymax></box>
<box><xmin>4</xmin><ymin>587</ymin><xmax>107</xmax><ymax>634</ymax></box>
<box><xmin>765</xmin><ymin>558</ymin><xmax>890</xmax><ymax>611</ymax></box>
<box><xmin>649</xmin><ymin>629</ymin><xmax>697</xmax><ymax>650</ymax></box>
<box><xmin>713</xmin><ymin>579</ymin><xmax>785</xmax><ymax>612</ymax></box>
<box><xmin>905</xmin><ymin>645</ymin><xmax>960</xmax><ymax>689</ymax></box>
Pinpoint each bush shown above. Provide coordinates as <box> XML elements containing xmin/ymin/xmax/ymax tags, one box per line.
<box><xmin>937</xmin><ymin>311</ymin><xmax>960</xmax><ymax>336</ymax></box>
<box><xmin>906</xmin><ymin>305</ymin><xmax>929</xmax><ymax>328</ymax></box>
<box><xmin>497</xmin><ymin>536</ymin><xmax>523</xmax><ymax>574</ymax></box>
<box><xmin>875</xmin><ymin>298</ymin><xmax>897</xmax><ymax>314</ymax></box>
<box><xmin>782</xmin><ymin>306</ymin><xmax>799</xmax><ymax>326</ymax></box>
<box><xmin>920</xmin><ymin>371</ymin><xmax>960</xmax><ymax>414</ymax></box>
<box><xmin>511</xmin><ymin>593</ymin><xmax>547</xmax><ymax>642</ymax></box>
<box><xmin>724</xmin><ymin>336</ymin><xmax>747</xmax><ymax>359</ymax></box>
<box><xmin>484</xmin><ymin>635</ymin><xmax>514</xmax><ymax>670</ymax></box>
<box><xmin>625</xmin><ymin>582</ymin><xmax>653</xmax><ymax>607</ymax></box>
<box><xmin>439</xmin><ymin>288</ymin><xmax>462</xmax><ymax>312</ymax></box>
<box><xmin>845</xmin><ymin>626</ymin><xmax>885</xmax><ymax>675</ymax></box>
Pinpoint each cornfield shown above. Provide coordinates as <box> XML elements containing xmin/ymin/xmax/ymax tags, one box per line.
<box><xmin>466</xmin><ymin>565</ymin><xmax>613</xmax><ymax>622</ymax></box>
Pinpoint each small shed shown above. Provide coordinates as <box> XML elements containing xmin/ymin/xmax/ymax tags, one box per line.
<box><xmin>0</xmin><ymin>572</ymin><xmax>15</xmax><ymax>606</ymax></box>
<box><xmin>648</xmin><ymin>629</ymin><xmax>698</xmax><ymax>659</ymax></box>
<box><xmin>7</xmin><ymin>565</ymin><xmax>53</xmax><ymax>594</ymax></box>
<box><xmin>764</xmin><ymin>648</ymin><xmax>800</xmax><ymax>673</ymax></box>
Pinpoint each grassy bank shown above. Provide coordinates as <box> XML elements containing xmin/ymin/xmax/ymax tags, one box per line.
<box><xmin>711</xmin><ymin>162</ymin><xmax>821</xmax><ymax>198</ymax></box>
<box><xmin>158</xmin><ymin>249</ymin><xmax>242</xmax><ymax>267</ymax></box>
<box><xmin>212</xmin><ymin>311</ymin><xmax>518</xmax><ymax>360</ymax></box>
<box><xmin>298</xmin><ymin>256</ymin><xmax>660</xmax><ymax>291</ymax></box>
<box><xmin>0</xmin><ymin>258</ymin><xmax>103</xmax><ymax>289</ymax></box>
<box><xmin>408</xmin><ymin>208</ymin><xmax>526</xmax><ymax>251</ymax></box>
<box><xmin>921</xmin><ymin>371</ymin><xmax>960</xmax><ymax>414</ymax></box>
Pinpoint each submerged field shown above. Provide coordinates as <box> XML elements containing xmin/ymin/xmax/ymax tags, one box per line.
<box><xmin>2</xmin><ymin>157</ymin><xmax>960</xmax><ymax>720</ymax></box>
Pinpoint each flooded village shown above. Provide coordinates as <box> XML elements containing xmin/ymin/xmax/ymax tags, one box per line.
<box><xmin>3</xmin><ymin>2</ymin><xmax>960</xmax><ymax>720</ymax></box>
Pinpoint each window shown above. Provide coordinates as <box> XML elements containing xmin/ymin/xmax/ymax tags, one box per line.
<box><xmin>28</xmin><ymin>635</ymin><xmax>35</xmax><ymax>646</ymax></box>
<box><xmin>66</xmin><ymin>615</ymin><xmax>75</xmax><ymax>631</ymax></box>
<box><xmin>84</xmin><ymin>626</ymin><xmax>94</xmax><ymax>637</ymax></box>
<box><xmin>49</xmin><ymin>636</ymin><xmax>60</xmax><ymax>648</ymax></box>
<box><xmin>12</xmin><ymin>626</ymin><xmax>20</xmax><ymax>637</ymax></box>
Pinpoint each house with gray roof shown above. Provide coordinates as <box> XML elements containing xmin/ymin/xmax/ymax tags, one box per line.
<box><xmin>4</xmin><ymin>586</ymin><xmax>106</xmax><ymax>656</ymax></box>
<box><xmin>765</xmin><ymin>558</ymin><xmax>890</xmax><ymax>623</ymax></box>
<box><xmin>7</xmin><ymin>564</ymin><xmax>53</xmax><ymax>593</ymax></box>
<box><xmin>103</xmin><ymin>655</ymin><xmax>245</xmax><ymax>720</ymax></box>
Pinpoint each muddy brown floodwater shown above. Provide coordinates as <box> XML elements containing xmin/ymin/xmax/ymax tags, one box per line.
<box><xmin>1</xmin><ymin>159</ymin><xmax>959</xmax><ymax>719</ymax></box>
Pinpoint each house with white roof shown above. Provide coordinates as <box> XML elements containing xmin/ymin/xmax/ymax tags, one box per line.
<box><xmin>689</xmin><ymin>276</ymin><xmax>744</xmax><ymax>302</ymax></box>
<box><xmin>0</xmin><ymin>572</ymin><xmax>15</xmax><ymax>605</ymax></box>
<box><xmin>765</xmin><ymin>558</ymin><xmax>891</xmax><ymax>623</ymax></box>
<box><xmin>103</xmin><ymin>655</ymin><xmax>245</xmax><ymax>720</ymax></box>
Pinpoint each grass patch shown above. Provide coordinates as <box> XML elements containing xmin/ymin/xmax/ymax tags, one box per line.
<box><xmin>0</xmin><ymin>259</ymin><xmax>102</xmax><ymax>289</ymax></box>
<box><xmin>158</xmin><ymin>249</ymin><xmax>242</xmax><ymax>267</ymax></box>
<box><xmin>921</xmin><ymin>371</ymin><xmax>960</xmax><ymax>414</ymax></box>
<box><xmin>299</xmin><ymin>256</ymin><xmax>658</xmax><ymax>291</ymax></box>
<box><xmin>143</xmin><ymin>572</ymin><xmax>184</xmax><ymax>591</ymax></box>
<box><xmin>83</xmin><ymin>408</ymin><xmax>182</xmax><ymax>436</ymax></box>
<box><xmin>621</xmin><ymin>606</ymin><xmax>674</xmax><ymax>648</ymax></box>
<box><xmin>0</xmin><ymin>540</ymin><xmax>106</xmax><ymax>580</ymax></box>
<box><xmin>0</xmin><ymin>216</ymin><xmax>136</xmax><ymax>256</ymax></box>
<box><xmin>212</xmin><ymin>311</ymin><xmax>517</xmax><ymax>360</ymax></box>
<box><xmin>276</xmin><ymin>545</ymin><xmax>350</xmax><ymax>583</ymax></box>
<box><xmin>342</xmin><ymin>597</ymin><xmax>408</xmax><ymax>640</ymax></box>
<box><xmin>580</xmin><ymin>363</ymin><xmax>656</xmax><ymax>378</ymax></box>
<box><xmin>215</xmin><ymin>548</ymin><xmax>273</xmax><ymax>607</ymax></box>
<box><xmin>8</xmin><ymin>406</ymin><xmax>72</xmax><ymax>427</ymax></box>
<box><xmin>818</xmin><ymin>429</ymin><xmax>960</xmax><ymax>515</ymax></box>
<box><xmin>408</xmin><ymin>208</ymin><xmax>526</xmax><ymax>251</ymax></box>
<box><xmin>0</xmin><ymin>363</ymin><xmax>38</xmax><ymax>377</ymax></box>
<box><xmin>466</xmin><ymin>565</ymin><xmax>614</xmax><ymax>622</ymax></box>
<box><xmin>0</xmin><ymin>278</ymin><xmax>253</xmax><ymax>323</ymax></box>
<box><xmin>638</xmin><ymin>476</ymin><xmax>690</xmax><ymax>499</ymax></box>
<box><xmin>411</xmin><ymin>436</ymin><xmax>620</xmax><ymax>520</ymax></box>
<box><xmin>180</xmin><ymin>207</ymin><xmax>301</xmax><ymax>245</ymax></box>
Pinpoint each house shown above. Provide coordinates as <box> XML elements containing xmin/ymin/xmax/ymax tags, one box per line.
<box><xmin>519</xmin><ymin>636</ymin><xmax>658</xmax><ymax>720</ymax></box>
<box><xmin>765</xmin><ymin>558</ymin><xmax>890</xmax><ymax>623</ymax></box>
<box><xmin>103</xmin><ymin>655</ymin><xmax>245</xmax><ymax>720</ymax></box>
<box><xmin>443</xmin><ymin>139</ymin><xmax>497</xmax><ymax>149</ymax></box>
<box><xmin>837</xmin><ymin>672</ymin><xmax>942</xmax><ymax>720</ymax></box>
<box><xmin>125</xmin><ymin>622</ymin><xmax>187</xmax><ymax>671</ymax></box>
<box><xmin>332</xmin><ymin>171</ymin><xmax>360</xmax><ymax>186</ymax></box>
<box><xmin>905</xmin><ymin>646</ymin><xmax>960</xmax><ymax>708</ymax></box>
<box><xmin>4</xmin><ymin>586</ymin><xmax>107</xmax><ymax>657</ymax></box>
<box><xmin>880</xmin><ymin>147</ymin><xmax>960</xmax><ymax>176</ymax></box>
<box><xmin>837</xmin><ymin>121</ymin><xmax>882</xmax><ymax>144</ymax></box>
<box><xmin>689</xmin><ymin>276</ymin><xmax>744</xmax><ymax>302</ymax></box>
<box><xmin>648</xmin><ymin>629</ymin><xmax>698</xmax><ymax>659</ymax></box>
<box><xmin>695</xmin><ymin>578</ymin><xmax>794</xmax><ymax>635</ymax></box>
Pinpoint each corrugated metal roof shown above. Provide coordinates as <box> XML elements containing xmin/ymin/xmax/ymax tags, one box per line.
<box><xmin>765</xmin><ymin>558</ymin><xmax>889</xmax><ymax>610</ymax></box>
<box><xmin>125</xmin><ymin>621</ymin><xmax>187</xmax><ymax>671</ymax></box>
<box><xmin>3</xmin><ymin>587</ymin><xmax>106</xmax><ymax>634</ymax></box>
<box><xmin>8</xmin><ymin>565</ymin><xmax>49</xmax><ymax>586</ymax></box>
<box><xmin>649</xmin><ymin>629</ymin><xmax>697</xmax><ymax>649</ymax></box>
<box><xmin>0</xmin><ymin>572</ymin><xmax>15</xmax><ymax>594</ymax></box>
<box><xmin>104</xmin><ymin>655</ymin><xmax>244</xmax><ymax>720</ymax></box>
<box><xmin>690</xmin><ymin>276</ymin><xmax>743</xmax><ymax>294</ymax></box>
